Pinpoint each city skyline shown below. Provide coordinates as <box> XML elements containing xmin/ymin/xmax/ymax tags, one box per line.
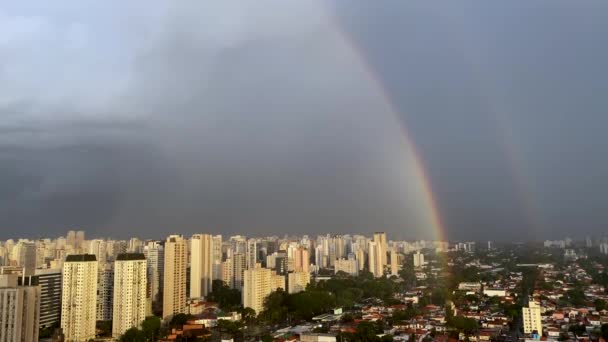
<box><xmin>2</xmin><ymin>2</ymin><xmax>608</xmax><ymax>241</ymax></box>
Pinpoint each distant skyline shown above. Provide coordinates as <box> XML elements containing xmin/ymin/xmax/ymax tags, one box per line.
<box><xmin>1</xmin><ymin>1</ymin><xmax>608</xmax><ymax>240</ymax></box>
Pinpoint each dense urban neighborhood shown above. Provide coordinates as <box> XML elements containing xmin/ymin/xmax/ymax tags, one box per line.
<box><xmin>3</xmin><ymin>233</ymin><xmax>608</xmax><ymax>341</ymax></box>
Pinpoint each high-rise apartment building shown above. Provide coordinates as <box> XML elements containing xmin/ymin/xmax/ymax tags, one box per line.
<box><xmin>355</xmin><ymin>248</ymin><xmax>366</xmax><ymax>271</ymax></box>
<box><xmin>232</xmin><ymin>253</ymin><xmax>246</xmax><ymax>291</ymax></box>
<box><xmin>373</xmin><ymin>232</ymin><xmax>387</xmax><ymax>267</ymax></box>
<box><xmin>390</xmin><ymin>249</ymin><xmax>400</xmax><ymax>275</ymax></box>
<box><xmin>61</xmin><ymin>254</ymin><xmax>98</xmax><ymax>342</ymax></box>
<box><xmin>212</xmin><ymin>235</ymin><xmax>223</xmax><ymax>281</ymax></box>
<box><xmin>190</xmin><ymin>234</ymin><xmax>214</xmax><ymax>298</ymax></box>
<box><xmin>97</xmin><ymin>266</ymin><xmax>114</xmax><ymax>321</ymax></box>
<box><xmin>335</xmin><ymin>258</ymin><xmax>359</xmax><ymax>276</ymax></box>
<box><xmin>221</xmin><ymin>259</ymin><xmax>233</xmax><ymax>287</ymax></box>
<box><xmin>163</xmin><ymin>235</ymin><xmax>187</xmax><ymax>320</ymax></box>
<box><xmin>0</xmin><ymin>274</ymin><xmax>40</xmax><ymax>342</ymax></box>
<box><xmin>368</xmin><ymin>241</ymin><xmax>383</xmax><ymax>278</ymax></box>
<box><xmin>243</xmin><ymin>266</ymin><xmax>284</xmax><ymax>314</ymax></box>
<box><xmin>293</xmin><ymin>247</ymin><xmax>310</xmax><ymax>273</ymax></box>
<box><xmin>34</xmin><ymin>268</ymin><xmax>62</xmax><ymax>329</ymax></box>
<box><xmin>143</xmin><ymin>241</ymin><xmax>164</xmax><ymax>304</ymax></box>
<box><xmin>246</xmin><ymin>239</ymin><xmax>257</xmax><ymax>270</ymax></box>
<box><xmin>287</xmin><ymin>271</ymin><xmax>310</xmax><ymax>294</ymax></box>
<box><xmin>14</xmin><ymin>240</ymin><xmax>37</xmax><ymax>276</ymax></box>
<box><xmin>523</xmin><ymin>299</ymin><xmax>543</xmax><ymax>336</ymax></box>
<box><xmin>413</xmin><ymin>251</ymin><xmax>424</xmax><ymax>268</ymax></box>
<box><xmin>88</xmin><ymin>239</ymin><xmax>107</xmax><ymax>265</ymax></box>
<box><xmin>66</xmin><ymin>231</ymin><xmax>76</xmax><ymax>251</ymax></box>
<box><xmin>112</xmin><ymin>254</ymin><xmax>147</xmax><ymax>338</ymax></box>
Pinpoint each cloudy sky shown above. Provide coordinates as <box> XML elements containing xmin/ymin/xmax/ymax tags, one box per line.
<box><xmin>1</xmin><ymin>1</ymin><xmax>607</xmax><ymax>241</ymax></box>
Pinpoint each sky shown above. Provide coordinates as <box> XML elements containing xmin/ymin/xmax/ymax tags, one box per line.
<box><xmin>1</xmin><ymin>1</ymin><xmax>607</xmax><ymax>241</ymax></box>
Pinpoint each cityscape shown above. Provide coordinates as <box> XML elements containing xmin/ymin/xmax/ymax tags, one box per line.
<box><xmin>3</xmin><ymin>232</ymin><xmax>608</xmax><ymax>342</ymax></box>
<box><xmin>3</xmin><ymin>1</ymin><xmax>608</xmax><ymax>342</ymax></box>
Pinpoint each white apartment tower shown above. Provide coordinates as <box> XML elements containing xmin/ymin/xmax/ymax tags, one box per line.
<box><xmin>61</xmin><ymin>254</ymin><xmax>98</xmax><ymax>342</ymax></box>
<box><xmin>390</xmin><ymin>249</ymin><xmax>400</xmax><ymax>275</ymax></box>
<box><xmin>143</xmin><ymin>241</ymin><xmax>164</xmax><ymax>303</ymax></box>
<box><xmin>413</xmin><ymin>250</ymin><xmax>424</xmax><ymax>268</ymax></box>
<box><xmin>190</xmin><ymin>234</ymin><xmax>214</xmax><ymax>298</ymax></box>
<box><xmin>243</xmin><ymin>266</ymin><xmax>284</xmax><ymax>314</ymax></box>
<box><xmin>163</xmin><ymin>235</ymin><xmax>187</xmax><ymax>321</ymax></box>
<box><xmin>246</xmin><ymin>239</ymin><xmax>257</xmax><ymax>270</ymax></box>
<box><xmin>368</xmin><ymin>241</ymin><xmax>383</xmax><ymax>278</ymax></box>
<box><xmin>112</xmin><ymin>254</ymin><xmax>147</xmax><ymax>338</ymax></box>
<box><xmin>373</xmin><ymin>232</ymin><xmax>387</xmax><ymax>267</ymax></box>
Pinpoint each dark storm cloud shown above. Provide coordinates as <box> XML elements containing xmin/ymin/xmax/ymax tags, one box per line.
<box><xmin>2</xmin><ymin>1</ymin><xmax>607</xmax><ymax>240</ymax></box>
<box><xmin>332</xmin><ymin>1</ymin><xmax>608</xmax><ymax>239</ymax></box>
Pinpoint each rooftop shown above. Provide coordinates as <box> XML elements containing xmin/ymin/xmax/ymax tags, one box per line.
<box><xmin>116</xmin><ymin>253</ymin><xmax>146</xmax><ymax>261</ymax></box>
<box><xmin>65</xmin><ymin>254</ymin><xmax>97</xmax><ymax>262</ymax></box>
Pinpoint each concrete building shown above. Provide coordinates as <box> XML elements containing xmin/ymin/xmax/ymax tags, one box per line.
<box><xmin>221</xmin><ymin>259</ymin><xmax>233</xmax><ymax>288</ymax></box>
<box><xmin>97</xmin><ymin>266</ymin><xmax>114</xmax><ymax>321</ymax></box>
<box><xmin>368</xmin><ymin>241</ymin><xmax>383</xmax><ymax>278</ymax></box>
<box><xmin>413</xmin><ymin>250</ymin><xmax>424</xmax><ymax>268</ymax></box>
<box><xmin>355</xmin><ymin>248</ymin><xmax>365</xmax><ymax>272</ymax></box>
<box><xmin>190</xmin><ymin>234</ymin><xmax>214</xmax><ymax>298</ymax></box>
<box><xmin>34</xmin><ymin>268</ymin><xmax>62</xmax><ymax>329</ymax></box>
<box><xmin>373</xmin><ymin>232</ymin><xmax>387</xmax><ymax>267</ymax></box>
<box><xmin>163</xmin><ymin>235</ymin><xmax>187</xmax><ymax>320</ymax></box>
<box><xmin>143</xmin><ymin>241</ymin><xmax>164</xmax><ymax>304</ymax></box>
<box><xmin>293</xmin><ymin>247</ymin><xmax>310</xmax><ymax>273</ymax></box>
<box><xmin>390</xmin><ymin>249</ymin><xmax>400</xmax><ymax>275</ymax></box>
<box><xmin>212</xmin><ymin>235</ymin><xmax>223</xmax><ymax>281</ymax></box>
<box><xmin>112</xmin><ymin>254</ymin><xmax>147</xmax><ymax>338</ymax></box>
<box><xmin>88</xmin><ymin>239</ymin><xmax>107</xmax><ymax>266</ymax></box>
<box><xmin>232</xmin><ymin>253</ymin><xmax>246</xmax><ymax>291</ymax></box>
<box><xmin>242</xmin><ymin>266</ymin><xmax>284</xmax><ymax>315</ymax></box>
<box><xmin>246</xmin><ymin>239</ymin><xmax>257</xmax><ymax>270</ymax></box>
<box><xmin>61</xmin><ymin>254</ymin><xmax>98</xmax><ymax>342</ymax></box>
<box><xmin>0</xmin><ymin>274</ymin><xmax>40</xmax><ymax>342</ymax></box>
<box><xmin>14</xmin><ymin>241</ymin><xmax>36</xmax><ymax>276</ymax></box>
<box><xmin>288</xmin><ymin>271</ymin><xmax>310</xmax><ymax>294</ymax></box>
<box><xmin>335</xmin><ymin>258</ymin><xmax>358</xmax><ymax>276</ymax></box>
<box><xmin>523</xmin><ymin>299</ymin><xmax>542</xmax><ymax>336</ymax></box>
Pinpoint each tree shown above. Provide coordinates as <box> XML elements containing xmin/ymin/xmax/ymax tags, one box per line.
<box><xmin>601</xmin><ymin>324</ymin><xmax>608</xmax><ymax>341</ymax></box>
<box><xmin>569</xmin><ymin>324</ymin><xmax>586</xmax><ymax>337</ymax></box>
<box><xmin>239</xmin><ymin>307</ymin><xmax>257</xmax><ymax>323</ymax></box>
<box><xmin>141</xmin><ymin>316</ymin><xmax>161</xmax><ymax>341</ymax></box>
<box><xmin>447</xmin><ymin>316</ymin><xmax>479</xmax><ymax>335</ymax></box>
<box><xmin>120</xmin><ymin>327</ymin><xmax>147</xmax><ymax>342</ymax></box>
<box><xmin>169</xmin><ymin>313</ymin><xmax>194</xmax><ymax>328</ymax></box>
<box><xmin>207</xmin><ymin>280</ymin><xmax>242</xmax><ymax>311</ymax></box>
<box><xmin>261</xmin><ymin>334</ymin><xmax>274</xmax><ymax>342</ymax></box>
<box><xmin>595</xmin><ymin>299</ymin><xmax>607</xmax><ymax>312</ymax></box>
<box><xmin>217</xmin><ymin>319</ymin><xmax>243</xmax><ymax>340</ymax></box>
<box><xmin>259</xmin><ymin>289</ymin><xmax>289</xmax><ymax>324</ymax></box>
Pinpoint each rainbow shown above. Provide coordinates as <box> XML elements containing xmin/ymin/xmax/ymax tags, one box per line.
<box><xmin>325</xmin><ymin>17</ymin><xmax>447</xmax><ymax>242</ymax></box>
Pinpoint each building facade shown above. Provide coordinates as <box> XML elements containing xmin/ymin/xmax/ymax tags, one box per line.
<box><xmin>112</xmin><ymin>254</ymin><xmax>147</xmax><ymax>338</ymax></box>
<box><xmin>0</xmin><ymin>274</ymin><xmax>40</xmax><ymax>342</ymax></box>
<box><xmin>523</xmin><ymin>299</ymin><xmax>543</xmax><ymax>335</ymax></box>
<box><xmin>190</xmin><ymin>234</ymin><xmax>213</xmax><ymax>298</ymax></box>
<box><xmin>163</xmin><ymin>235</ymin><xmax>187</xmax><ymax>320</ymax></box>
<box><xmin>243</xmin><ymin>266</ymin><xmax>284</xmax><ymax>315</ymax></box>
<box><xmin>61</xmin><ymin>254</ymin><xmax>98</xmax><ymax>342</ymax></box>
<box><xmin>287</xmin><ymin>271</ymin><xmax>310</xmax><ymax>294</ymax></box>
<box><xmin>34</xmin><ymin>269</ymin><xmax>62</xmax><ymax>329</ymax></box>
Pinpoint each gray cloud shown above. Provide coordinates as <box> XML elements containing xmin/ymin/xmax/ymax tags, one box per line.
<box><xmin>2</xmin><ymin>1</ymin><xmax>608</xmax><ymax>240</ymax></box>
